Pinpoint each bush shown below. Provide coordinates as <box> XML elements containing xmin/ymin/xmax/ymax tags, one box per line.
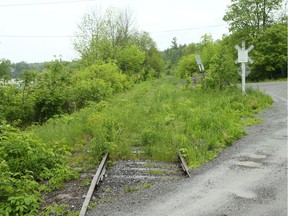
<box><xmin>176</xmin><ymin>54</ymin><xmax>198</xmax><ymax>78</ymax></box>
<box><xmin>0</xmin><ymin>122</ymin><xmax>77</xmax><ymax>215</ymax></box>
<box><xmin>0</xmin><ymin>123</ymin><xmax>63</xmax><ymax>179</ymax></box>
<box><xmin>0</xmin><ymin>85</ymin><xmax>34</xmax><ymax>125</ymax></box>
<box><xmin>0</xmin><ymin>161</ymin><xmax>42</xmax><ymax>216</ymax></box>
<box><xmin>71</xmin><ymin>61</ymin><xmax>131</xmax><ymax>108</ymax></box>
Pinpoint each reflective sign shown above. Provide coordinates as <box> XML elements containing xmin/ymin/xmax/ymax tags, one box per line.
<box><xmin>238</xmin><ymin>66</ymin><xmax>251</xmax><ymax>77</ymax></box>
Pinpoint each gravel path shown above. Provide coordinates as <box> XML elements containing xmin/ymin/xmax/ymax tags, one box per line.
<box><xmin>87</xmin><ymin>81</ymin><xmax>287</xmax><ymax>216</ymax></box>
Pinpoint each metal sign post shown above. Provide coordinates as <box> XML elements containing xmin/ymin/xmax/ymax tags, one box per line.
<box><xmin>195</xmin><ymin>54</ymin><xmax>205</xmax><ymax>72</ymax></box>
<box><xmin>235</xmin><ymin>41</ymin><xmax>254</xmax><ymax>94</ymax></box>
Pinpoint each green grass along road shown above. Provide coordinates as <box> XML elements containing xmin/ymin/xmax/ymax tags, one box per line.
<box><xmin>1</xmin><ymin>75</ymin><xmax>273</xmax><ymax>215</ymax></box>
<box><xmin>31</xmin><ymin>75</ymin><xmax>272</xmax><ymax>169</ymax></box>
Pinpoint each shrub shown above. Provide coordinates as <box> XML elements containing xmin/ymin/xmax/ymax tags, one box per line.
<box><xmin>71</xmin><ymin>61</ymin><xmax>131</xmax><ymax>108</ymax></box>
<box><xmin>0</xmin><ymin>122</ymin><xmax>77</xmax><ymax>215</ymax></box>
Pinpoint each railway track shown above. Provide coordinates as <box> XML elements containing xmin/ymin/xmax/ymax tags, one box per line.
<box><xmin>80</xmin><ymin>152</ymin><xmax>190</xmax><ymax>215</ymax></box>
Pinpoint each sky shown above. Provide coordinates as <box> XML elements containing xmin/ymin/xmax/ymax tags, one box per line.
<box><xmin>0</xmin><ymin>0</ymin><xmax>231</xmax><ymax>63</ymax></box>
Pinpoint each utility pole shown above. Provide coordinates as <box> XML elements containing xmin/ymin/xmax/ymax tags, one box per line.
<box><xmin>235</xmin><ymin>41</ymin><xmax>254</xmax><ymax>94</ymax></box>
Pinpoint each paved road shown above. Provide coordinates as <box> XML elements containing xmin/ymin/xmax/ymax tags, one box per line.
<box><xmin>89</xmin><ymin>81</ymin><xmax>287</xmax><ymax>216</ymax></box>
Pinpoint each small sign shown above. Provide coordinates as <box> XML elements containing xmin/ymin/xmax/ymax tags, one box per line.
<box><xmin>237</xmin><ymin>50</ymin><xmax>248</xmax><ymax>63</ymax></box>
<box><xmin>235</xmin><ymin>41</ymin><xmax>254</xmax><ymax>95</ymax></box>
<box><xmin>238</xmin><ymin>66</ymin><xmax>250</xmax><ymax>77</ymax></box>
<box><xmin>235</xmin><ymin>42</ymin><xmax>254</xmax><ymax>64</ymax></box>
<box><xmin>195</xmin><ymin>54</ymin><xmax>202</xmax><ymax>65</ymax></box>
<box><xmin>195</xmin><ymin>54</ymin><xmax>205</xmax><ymax>72</ymax></box>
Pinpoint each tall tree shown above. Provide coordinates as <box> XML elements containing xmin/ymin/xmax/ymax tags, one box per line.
<box><xmin>223</xmin><ymin>0</ymin><xmax>283</xmax><ymax>39</ymax></box>
<box><xmin>0</xmin><ymin>59</ymin><xmax>12</xmax><ymax>84</ymax></box>
<box><xmin>250</xmin><ymin>23</ymin><xmax>287</xmax><ymax>80</ymax></box>
<box><xmin>74</xmin><ymin>8</ymin><xmax>137</xmax><ymax>65</ymax></box>
<box><xmin>74</xmin><ymin>7</ymin><xmax>162</xmax><ymax>80</ymax></box>
<box><xmin>171</xmin><ymin>37</ymin><xmax>178</xmax><ymax>49</ymax></box>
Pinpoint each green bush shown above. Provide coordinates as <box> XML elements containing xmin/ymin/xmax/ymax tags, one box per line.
<box><xmin>0</xmin><ymin>162</ymin><xmax>42</xmax><ymax>216</ymax></box>
<box><xmin>0</xmin><ymin>123</ymin><xmax>63</xmax><ymax>179</ymax></box>
<box><xmin>0</xmin><ymin>85</ymin><xmax>35</xmax><ymax>125</ymax></box>
<box><xmin>0</xmin><ymin>122</ymin><xmax>77</xmax><ymax>215</ymax></box>
<box><xmin>176</xmin><ymin>54</ymin><xmax>198</xmax><ymax>78</ymax></box>
<box><xmin>71</xmin><ymin>61</ymin><xmax>131</xmax><ymax>108</ymax></box>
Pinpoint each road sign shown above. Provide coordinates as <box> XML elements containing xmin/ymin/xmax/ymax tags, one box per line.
<box><xmin>195</xmin><ymin>54</ymin><xmax>205</xmax><ymax>72</ymax></box>
<box><xmin>235</xmin><ymin>41</ymin><xmax>254</xmax><ymax>64</ymax></box>
<box><xmin>238</xmin><ymin>66</ymin><xmax>250</xmax><ymax>77</ymax></box>
<box><xmin>237</xmin><ymin>50</ymin><xmax>248</xmax><ymax>63</ymax></box>
<box><xmin>235</xmin><ymin>41</ymin><xmax>254</xmax><ymax>94</ymax></box>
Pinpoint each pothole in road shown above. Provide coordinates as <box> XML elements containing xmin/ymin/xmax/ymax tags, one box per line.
<box><xmin>235</xmin><ymin>161</ymin><xmax>262</xmax><ymax>168</ymax></box>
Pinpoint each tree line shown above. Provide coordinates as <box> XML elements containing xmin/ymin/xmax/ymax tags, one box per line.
<box><xmin>162</xmin><ymin>0</ymin><xmax>287</xmax><ymax>86</ymax></box>
<box><xmin>0</xmin><ymin>0</ymin><xmax>287</xmax><ymax>126</ymax></box>
<box><xmin>0</xmin><ymin>8</ymin><xmax>163</xmax><ymax>126</ymax></box>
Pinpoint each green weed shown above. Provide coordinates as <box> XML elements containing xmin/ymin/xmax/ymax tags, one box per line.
<box><xmin>125</xmin><ymin>183</ymin><xmax>152</xmax><ymax>193</ymax></box>
<box><xmin>8</xmin><ymin>75</ymin><xmax>271</xmax><ymax>214</ymax></box>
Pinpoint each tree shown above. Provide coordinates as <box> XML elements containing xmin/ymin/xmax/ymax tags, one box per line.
<box><xmin>223</xmin><ymin>0</ymin><xmax>283</xmax><ymax>39</ymax></box>
<box><xmin>203</xmin><ymin>39</ymin><xmax>238</xmax><ymax>89</ymax></box>
<box><xmin>162</xmin><ymin>38</ymin><xmax>186</xmax><ymax>75</ymax></box>
<box><xmin>197</xmin><ymin>34</ymin><xmax>215</xmax><ymax>72</ymax></box>
<box><xmin>115</xmin><ymin>45</ymin><xmax>145</xmax><ymax>75</ymax></box>
<box><xmin>33</xmin><ymin>59</ymin><xmax>71</xmax><ymax>122</ymax></box>
<box><xmin>0</xmin><ymin>59</ymin><xmax>12</xmax><ymax>84</ymax></box>
<box><xmin>74</xmin><ymin>11</ymin><xmax>105</xmax><ymax>64</ymax></box>
<box><xmin>144</xmin><ymin>46</ymin><xmax>164</xmax><ymax>79</ymax></box>
<box><xmin>20</xmin><ymin>70</ymin><xmax>38</xmax><ymax>101</ymax></box>
<box><xmin>250</xmin><ymin>23</ymin><xmax>287</xmax><ymax>80</ymax></box>
<box><xmin>71</xmin><ymin>61</ymin><xmax>130</xmax><ymax>108</ymax></box>
<box><xmin>177</xmin><ymin>54</ymin><xmax>198</xmax><ymax>78</ymax></box>
<box><xmin>74</xmin><ymin>7</ymin><xmax>163</xmax><ymax>80</ymax></box>
<box><xmin>74</xmin><ymin>7</ymin><xmax>137</xmax><ymax>65</ymax></box>
<box><xmin>182</xmin><ymin>43</ymin><xmax>199</xmax><ymax>56</ymax></box>
<box><xmin>12</xmin><ymin>61</ymin><xmax>29</xmax><ymax>78</ymax></box>
<box><xmin>171</xmin><ymin>37</ymin><xmax>178</xmax><ymax>49</ymax></box>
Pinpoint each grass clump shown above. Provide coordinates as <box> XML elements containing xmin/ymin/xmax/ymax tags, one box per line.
<box><xmin>125</xmin><ymin>183</ymin><xmax>152</xmax><ymax>193</ymax></box>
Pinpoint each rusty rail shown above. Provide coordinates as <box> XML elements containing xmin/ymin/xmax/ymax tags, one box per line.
<box><xmin>79</xmin><ymin>153</ymin><xmax>109</xmax><ymax>216</ymax></box>
<box><xmin>178</xmin><ymin>152</ymin><xmax>191</xmax><ymax>177</ymax></box>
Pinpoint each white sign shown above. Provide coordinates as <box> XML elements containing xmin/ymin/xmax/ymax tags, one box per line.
<box><xmin>195</xmin><ymin>54</ymin><xmax>205</xmax><ymax>71</ymax></box>
<box><xmin>195</xmin><ymin>54</ymin><xmax>202</xmax><ymax>65</ymax></box>
<box><xmin>235</xmin><ymin>41</ymin><xmax>254</xmax><ymax>94</ymax></box>
<box><xmin>238</xmin><ymin>66</ymin><xmax>250</xmax><ymax>77</ymax></box>
<box><xmin>237</xmin><ymin>50</ymin><xmax>248</xmax><ymax>63</ymax></box>
<box><xmin>235</xmin><ymin>43</ymin><xmax>254</xmax><ymax>63</ymax></box>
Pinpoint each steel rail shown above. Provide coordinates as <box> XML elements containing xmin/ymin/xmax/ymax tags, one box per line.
<box><xmin>79</xmin><ymin>153</ymin><xmax>109</xmax><ymax>216</ymax></box>
<box><xmin>178</xmin><ymin>152</ymin><xmax>191</xmax><ymax>177</ymax></box>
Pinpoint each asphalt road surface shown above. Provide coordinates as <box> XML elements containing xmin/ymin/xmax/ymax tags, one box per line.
<box><xmin>89</xmin><ymin>81</ymin><xmax>287</xmax><ymax>216</ymax></box>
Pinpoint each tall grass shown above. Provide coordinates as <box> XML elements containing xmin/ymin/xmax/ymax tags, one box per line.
<box><xmin>28</xmin><ymin>75</ymin><xmax>273</xmax><ymax>168</ymax></box>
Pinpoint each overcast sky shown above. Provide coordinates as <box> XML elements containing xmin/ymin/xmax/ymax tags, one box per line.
<box><xmin>0</xmin><ymin>0</ymin><xmax>231</xmax><ymax>63</ymax></box>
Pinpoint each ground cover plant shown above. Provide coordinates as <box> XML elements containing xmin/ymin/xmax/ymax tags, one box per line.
<box><xmin>29</xmin><ymin>75</ymin><xmax>273</xmax><ymax>168</ymax></box>
<box><xmin>0</xmin><ymin>75</ymin><xmax>272</xmax><ymax>215</ymax></box>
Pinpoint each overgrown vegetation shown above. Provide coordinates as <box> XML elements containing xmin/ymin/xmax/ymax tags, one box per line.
<box><xmin>0</xmin><ymin>74</ymin><xmax>273</xmax><ymax>215</ymax></box>
<box><xmin>0</xmin><ymin>123</ymin><xmax>78</xmax><ymax>215</ymax></box>
<box><xmin>0</xmin><ymin>1</ymin><xmax>283</xmax><ymax>214</ymax></box>
<box><xmin>162</xmin><ymin>0</ymin><xmax>287</xmax><ymax>83</ymax></box>
<box><xmin>30</xmin><ymin>76</ymin><xmax>272</xmax><ymax>171</ymax></box>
